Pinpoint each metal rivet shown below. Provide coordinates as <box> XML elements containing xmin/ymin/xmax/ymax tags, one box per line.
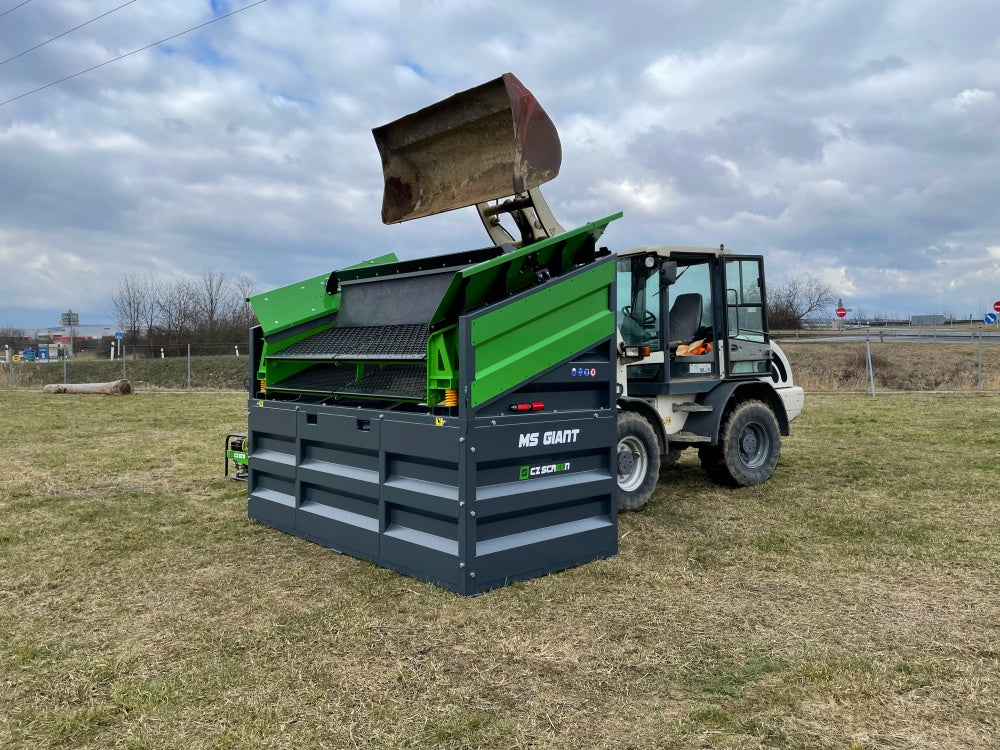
<box><xmin>470</xmin><ymin>447</ymin><xmax>476</xmax><ymax>453</ymax></box>
<box><xmin>469</xmin><ymin>572</ymin><xmax>476</xmax><ymax>578</ymax></box>
<box><xmin>469</xmin><ymin>511</ymin><xmax>476</xmax><ymax>517</ymax></box>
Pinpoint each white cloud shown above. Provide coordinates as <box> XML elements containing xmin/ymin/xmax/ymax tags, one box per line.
<box><xmin>0</xmin><ymin>0</ymin><xmax>998</xmax><ymax>328</ymax></box>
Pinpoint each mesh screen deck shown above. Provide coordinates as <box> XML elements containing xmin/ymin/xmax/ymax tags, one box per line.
<box><xmin>268</xmin><ymin>363</ymin><xmax>426</xmax><ymax>400</ymax></box>
<box><xmin>268</xmin><ymin>324</ymin><xmax>429</xmax><ymax>361</ymax></box>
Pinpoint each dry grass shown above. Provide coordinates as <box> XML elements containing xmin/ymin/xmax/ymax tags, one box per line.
<box><xmin>780</xmin><ymin>341</ymin><xmax>1000</xmax><ymax>392</ymax></box>
<box><xmin>1</xmin><ymin>391</ymin><xmax>999</xmax><ymax>749</ymax></box>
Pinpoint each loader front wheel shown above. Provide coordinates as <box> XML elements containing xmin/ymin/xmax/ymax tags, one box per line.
<box><xmin>617</xmin><ymin>411</ymin><xmax>660</xmax><ymax>511</ymax></box>
<box><xmin>700</xmin><ymin>399</ymin><xmax>780</xmax><ymax>487</ymax></box>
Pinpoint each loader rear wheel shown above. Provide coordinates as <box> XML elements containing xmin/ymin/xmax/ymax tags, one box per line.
<box><xmin>617</xmin><ymin>411</ymin><xmax>660</xmax><ymax>511</ymax></box>
<box><xmin>699</xmin><ymin>399</ymin><xmax>780</xmax><ymax>487</ymax></box>
<box><xmin>659</xmin><ymin>446</ymin><xmax>683</xmax><ymax>476</ymax></box>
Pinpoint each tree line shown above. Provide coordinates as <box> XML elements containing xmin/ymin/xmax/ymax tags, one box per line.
<box><xmin>111</xmin><ymin>270</ymin><xmax>258</xmax><ymax>346</ymax></box>
<box><xmin>108</xmin><ymin>269</ymin><xmax>832</xmax><ymax>345</ymax></box>
<box><xmin>0</xmin><ymin>270</ymin><xmax>832</xmax><ymax>355</ymax></box>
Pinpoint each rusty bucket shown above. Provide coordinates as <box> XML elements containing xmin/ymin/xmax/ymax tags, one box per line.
<box><xmin>373</xmin><ymin>72</ymin><xmax>562</xmax><ymax>224</ymax></box>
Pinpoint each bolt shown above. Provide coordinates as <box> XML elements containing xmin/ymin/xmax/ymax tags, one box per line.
<box><xmin>469</xmin><ymin>511</ymin><xmax>476</xmax><ymax>517</ymax></box>
<box><xmin>469</xmin><ymin>572</ymin><xmax>476</xmax><ymax>578</ymax></box>
<box><xmin>470</xmin><ymin>447</ymin><xmax>476</xmax><ymax>453</ymax></box>
<box><xmin>459</xmin><ymin>562</ymin><xmax>465</xmax><ymax>568</ymax></box>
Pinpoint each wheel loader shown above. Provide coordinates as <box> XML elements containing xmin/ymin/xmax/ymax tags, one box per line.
<box><xmin>241</xmin><ymin>73</ymin><xmax>803</xmax><ymax>594</ymax></box>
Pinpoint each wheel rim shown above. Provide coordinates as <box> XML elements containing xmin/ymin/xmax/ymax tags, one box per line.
<box><xmin>617</xmin><ymin>435</ymin><xmax>647</xmax><ymax>492</ymax></box>
<box><xmin>737</xmin><ymin>422</ymin><xmax>769</xmax><ymax>469</ymax></box>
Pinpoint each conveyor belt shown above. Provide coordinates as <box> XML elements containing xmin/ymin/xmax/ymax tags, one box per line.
<box><xmin>267</xmin><ymin>324</ymin><xmax>429</xmax><ymax>362</ymax></box>
<box><xmin>267</xmin><ymin>363</ymin><xmax>426</xmax><ymax>401</ymax></box>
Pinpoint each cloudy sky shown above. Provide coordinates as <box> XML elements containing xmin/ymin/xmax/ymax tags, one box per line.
<box><xmin>1</xmin><ymin>0</ymin><xmax>998</xmax><ymax>330</ymax></box>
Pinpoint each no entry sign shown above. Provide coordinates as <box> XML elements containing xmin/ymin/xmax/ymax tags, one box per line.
<box><xmin>993</xmin><ymin>300</ymin><xmax>1000</xmax><ymax>313</ymax></box>
<box><xmin>835</xmin><ymin>307</ymin><xmax>847</xmax><ymax>318</ymax></box>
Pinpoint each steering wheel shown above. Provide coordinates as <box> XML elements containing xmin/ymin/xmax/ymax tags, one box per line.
<box><xmin>622</xmin><ymin>306</ymin><xmax>656</xmax><ymax>327</ymax></box>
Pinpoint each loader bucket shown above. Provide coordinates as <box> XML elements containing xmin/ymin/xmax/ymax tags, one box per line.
<box><xmin>373</xmin><ymin>72</ymin><xmax>562</xmax><ymax>224</ymax></box>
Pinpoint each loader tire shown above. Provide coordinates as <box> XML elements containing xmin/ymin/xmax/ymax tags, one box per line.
<box><xmin>616</xmin><ymin>411</ymin><xmax>660</xmax><ymax>511</ymax></box>
<box><xmin>659</xmin><ymin>446</ymin><xmax>683</xmax><ymax>477</ymax></box>
<box><xmin>699</xmin><ymin>399</ymin><xmax>781</xmax><ymax>488</ymax></box>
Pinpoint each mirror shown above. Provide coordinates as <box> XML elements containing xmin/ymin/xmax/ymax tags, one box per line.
<box><xmin>659</xmin><ymin>260</ymin><xmax>678</xmax><ymax>286</ymax></box>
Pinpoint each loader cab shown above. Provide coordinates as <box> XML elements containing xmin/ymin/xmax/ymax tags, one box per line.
<box><xmin>616</xmin><ymin>248</ymin><xmax>771</xmax><ymax>395</ymax></box>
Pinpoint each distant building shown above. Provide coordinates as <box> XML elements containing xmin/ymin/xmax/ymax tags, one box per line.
<box><xmin>909</xmin><ymin>315</ymin><xmax>946</xmax><ymax>326</ymax></box>
<box><xmin>34</xmin><ymin>325</ymin><xmax>117</xmax><ymax>342</ymax></box>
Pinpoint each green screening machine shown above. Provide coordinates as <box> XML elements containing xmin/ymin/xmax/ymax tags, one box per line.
<box><xmin>245</xmin><ymin>74</ymin><xmax>620</xmax><ymax>594</ymax></box>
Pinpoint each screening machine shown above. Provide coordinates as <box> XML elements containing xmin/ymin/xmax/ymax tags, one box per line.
<box><xmin>245</xmin><ymin>74</ymin><xmax>621</xmax><ymax>595</ymax></box>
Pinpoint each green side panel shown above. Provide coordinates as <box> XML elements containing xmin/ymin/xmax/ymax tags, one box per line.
<box><xmin>343</xmin><ymin>252</ymin><xmax>399</xmax><ymax>269</ymax></box>
<box><xmin>249</xmin><ymin>252</ymin><xmax>399</xmax><ymax>337</ymax></box>
<box><xmin>430</xmin><ymin>213</ymin><xmax>621</xmax><ymax>330</ymax></box>
<box><xmin>249</xmin><ymin>273</ymin><xmax>338</xmax><ymax>337</ymax></box>
<box><xmin>469</xmin><ymin>260</ymin><xmax>615</xmax><ymax>408</ymax></box>
<box><xmin>426</xmin><ymin>325</ymin><xmax>460</xmax><ymax>407</ymax></box>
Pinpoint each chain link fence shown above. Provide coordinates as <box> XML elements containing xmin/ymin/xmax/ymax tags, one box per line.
<box><xmin>3</xmin><ymin>332</ymin><xmax>999</xmax><ymax>393</ymax></box>
<box><xmin>1</xmin><ymin>343</ymin><xmax>249</xmax><ymax>391</ymax></box>
<box><xmin>775</xmin><ymin>328</ymin><xmax>1000</xmax><ymax>393</ymax></box>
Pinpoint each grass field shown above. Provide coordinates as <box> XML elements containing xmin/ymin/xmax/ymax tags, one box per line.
<box><xmin>1</xmin><ymin>390</ymin><xmax>998</xmax><ymax>749</ymax></box>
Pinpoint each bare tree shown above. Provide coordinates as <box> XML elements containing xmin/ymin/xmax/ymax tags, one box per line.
<box><xmin>155</xmin><ymin>278</ymin><xmax>199</xmax><ymax>342</ymax></box>
<box><xmin>196</xmin><ymin>269</ymin><xmax>229</xmax><ymax>339</ymax></box>
<box><xmin>231</xmin><ymin>274</ymin><xmax>259</xmax><ymax>331</ymax></box>
<box><xmin>111</xmin><ymin>273</ymin><xmax>155</xmax><ymax>343</ymax></box>
<box><xmin>1</xmin><ymin>324</ymin><xmax>27</xmax><ymax>350</ymax></box>
<box><xmin>767</xmin><ymin>274</ymin><xmax>836</xmax><ymax>329</ymax></box>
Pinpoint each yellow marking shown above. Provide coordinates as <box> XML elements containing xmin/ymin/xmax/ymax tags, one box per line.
<box><xmin>435</xmin><ymin>417</ymin><xmax>445</xmax><ymax>426</ymax></box>
<box><xmin>257</xmin><ymin>400</ymin><xmax>264</xmax><ymax>408</ymax></box>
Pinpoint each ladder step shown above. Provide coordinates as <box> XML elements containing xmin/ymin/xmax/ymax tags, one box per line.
<box><xmin>669</xmin><ymin>430</ymin><xmax>712</xmax><ymax>444</ymax></box>
<box><xmin>673</xmin><ymin>402</ymin><xmax>713</xmax><ymax>413</ymax></box>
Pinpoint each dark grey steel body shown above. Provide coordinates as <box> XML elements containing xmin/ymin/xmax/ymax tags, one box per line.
<box><xmin>245</xmin><ymin>261</ymin><xmax>619</xmax><ymax>595</ymax></box>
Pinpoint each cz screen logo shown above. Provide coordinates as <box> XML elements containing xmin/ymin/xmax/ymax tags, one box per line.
<box><xmin>519</xmin><ymin>462</ymin><xmax>571</xmax><ymax>480</ymax></box>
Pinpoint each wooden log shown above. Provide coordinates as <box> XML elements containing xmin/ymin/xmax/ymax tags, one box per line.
<box><xmin>43</xmin><ymin>379</ymin><xmax>133</xmax><ymax>395</ymax></box>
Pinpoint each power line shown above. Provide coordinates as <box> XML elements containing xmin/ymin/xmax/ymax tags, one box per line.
<box><xmin>0</xmin><ymin>0</ymin><xmax>268</xmax><ymax>108</ymax></box>
<box><xmin>0</xmin><ymin>0</ymin><xmax>33</xmax><ymax>21</ymax></box>
<box><xmin>1</xmin><ymin>0</ymin><xmax>140</xmax><ymax>68</ymax></box>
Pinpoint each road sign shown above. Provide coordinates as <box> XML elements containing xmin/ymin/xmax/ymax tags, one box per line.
<box><xmin>986</xmin><ymin>312</ymin><xmax>998</xmax><ymax>325</ymax></box>
<box><xmin>993</xmin><ymin>300</ymin><xmax>1000</xmax><ymax>313</ymax></box>
<box><xmin>115</xmin><ymin>331</ymin><xmax>124</xmax><ymax>340</ymax></box>
<box><xmin>835</xmin><ymin>307</ymin><xmax>847</xmax><ymax>318</ymax></box>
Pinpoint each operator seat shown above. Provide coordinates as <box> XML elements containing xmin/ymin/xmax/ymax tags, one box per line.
<box><xmin>668</xmin><ymin>293</ymin><xmax>703</xmax><ymax>349</ymax></box>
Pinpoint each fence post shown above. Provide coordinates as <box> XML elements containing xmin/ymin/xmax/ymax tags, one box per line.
<box><xmin>978</xmin><ymin>331</ymin><xmax>983</xmax><ymax>391</ymax></box>
<box><xmin>187</xmin><ymin>343</ymin><xmax>192</xmax><ymax>391</ymax></box>
<box><xmin>865</xmin><ymin>339</ymin><xmax>876</xmax><ymax>396</ymax></box>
